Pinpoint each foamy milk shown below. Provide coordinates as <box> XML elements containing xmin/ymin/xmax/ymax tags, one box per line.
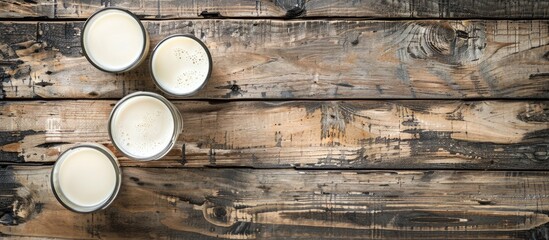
<box><xmin>109</xmin><ymin>92</ymin><xmax>182</xmax><ymax>160</ymax></box>
<box><xmin>82</xmin><ymin>8</ymin><xmax>148</xmax><ymax>72</ymax></box>
<box><xmin>51</xmin><ymin>144</ymin><xmax>120</xmax><ymax>212</ymax></box>
<box><xmin>151</xmin><ymin>35</ymin><xmax>212</xmax><ymax>95</ymax></box>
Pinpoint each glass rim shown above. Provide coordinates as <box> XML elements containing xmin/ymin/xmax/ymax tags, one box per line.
<box><xmin>108</xmin><ymin>91</ymin><xmax>182</xmax><ymax>161</ymax></box>
<box><xmin>51</xmin><ymin>143</ymin><xmax>122</xmax><ymax>213</ymax></box>
<box><xmin>149</xmin><ymin>34</ymin><xmax>213</xmax><ymax>97</ymax></box>
<box><xmin>81</xmin><ymin>7</ymin><xmax>149</xmax><ymax>73</ymax></box>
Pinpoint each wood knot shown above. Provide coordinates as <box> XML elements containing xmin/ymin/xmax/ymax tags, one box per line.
<box><xmin>532</xmin><ymin>145</ymin><xmax>549</xmax><ymax>162</ymax></box>
<box><xmin>425</xmin><ymin>24</ymin><xmax>456</xmax><ymax>56</ymax></box>
<box><xmin>406</xmin><ymin>22</ymin><xmax>486</xmax><ymax>65</ymax></box>
<box><xmin>0</xmin><ymin>175</ymin><xmax>42</xmax><ymax>226</ymax></box>
<box><xmin>278</xmin><ymin>0</ymin><xmax>306</xmax><ymax>19</ymax></box>
<box><xmin>520</xmin><ymin>144</ymin><xmax>549</xmax><ymax>162</ymax></box>
<box><xmin>215</xmin><ymin>81</ymin><xmax>246</xmax><ymax>98</ymax></box>
<box><xmin>201</xmin><ymin>201</ymin><xmax>256</xmax><ymax>236</ymax></box>
<box><xmin>285</xmin><ymin>5</ymin><xmax>305</xmax><ymax>18</ymax></box>
<box><xmin>542</xmin><ymin>51</ymin><xmax>549</xmax><ymax>61</ymax></box>
<box><xmin>202</xmin><ymin>202</ymin><xmax>235</xmax><ymax>227</ymax></box>
<box><xmin>213</xmin><ymin>206</ymin><xmax>227</xmax><ymax>218</ymax></box>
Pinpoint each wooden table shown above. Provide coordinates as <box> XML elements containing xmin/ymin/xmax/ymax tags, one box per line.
<box><xmin>1</xmin><ymin>1</ymin><xmax>549</xmax><ymax>239</ymax></box>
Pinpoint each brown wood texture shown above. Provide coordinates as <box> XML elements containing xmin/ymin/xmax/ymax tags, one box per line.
<box><xmin>1</xmin><ymin>166</ymin><xmax>549</xmax><ymax>239</ymax></box>
<box><xmin>1</xmin><ymin>20</ymin><xmax>549</xmax><ymax>99</ymax></box>
<box><xmin>2</xmin><ymin>1</ymin><xmax>549</xmax><ymax>239</ymax></box>
<box><xmin>1</xmin><ymin>100</ymin><xmax>547</xmax><ymax>169</ymax></box>
<box><xmin>1</xmin><ymin>0</ymin><xmax>549</xmax><ymax>19</ymax></box>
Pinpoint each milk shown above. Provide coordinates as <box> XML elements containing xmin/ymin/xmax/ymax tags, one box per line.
<box><xmin>82</xmin><ymin>8</ymin><xmax>148</xmax><ymax>72</ymax></box>
<box><xmin>151</xmin><ymin>35</ymin><xmax>211</xmax><ymax>95</ymax></box>
<box><xmin>52</xmin><ymin>144</ymin><xmax>120</xmax><ymax>212</ymax></box>
<box><xmin>109</xmin><ymin>93</ymin><xmax>180</xmax><ymax>160</ymax></box>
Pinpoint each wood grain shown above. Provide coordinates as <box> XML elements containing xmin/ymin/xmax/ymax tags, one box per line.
<box><xmin>1</xmin><ymin>2</ymin><xmax>548</xmax><ymax>239</ymax></box>
<box><xmin>1</xmin><ymin>0</ymin><xmax>549</xmax><ymax>19</ymax></box>
<box><xmin>1</xmin><ymin>20</ymin><xmax>549</xmax><ymax>99</ymax></box>
<box><xmin>1</xmin><ymin>166</ymin><xmax>549</xmax><ymax>239</ymax></box>
<box><xmin>1</xmin><ymin>100</ymin><xmax>547</xmax><ymax>169</ymax></box>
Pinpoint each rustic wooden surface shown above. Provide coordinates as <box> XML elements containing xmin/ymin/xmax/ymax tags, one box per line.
<box><xmin>2</xmin><ymin>1</ymin><xmax>549</xmax><ymax>239</ymax></box>
<box><xmin>2</xmin><ymin>167</ymin><xmax>549</xmax><ymax>239</ymax></box>
<box><xmin>1</xmin><ymin>19</ymin><xmax>549</xmax><ymax>99</ymax></box>
<box><xmin>1</xmin><ymin>100</ymin><xmax>548</xmax><ymax>169</ymax></box>
<box><xmin>1</xmin><ymin>0</ymin><xmax>549</xmax><ymax>19</ymax></box>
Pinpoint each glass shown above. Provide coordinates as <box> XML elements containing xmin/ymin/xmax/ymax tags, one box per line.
<box><xmin>108</xmin><ymin>91</ymin><xmax>182</xmax><ymax>161</ymax></box>
<box><xmin>81</xmin><ymin>7</ymin><xmax>149</xmax><ymax>73</ymax></box>
<box><xmin>51</xmin><ymin>143</ymin><xmax>121</xmax><ymax>213</ymax></box>
<box><xmin>150</xmin><ymin>34</ymin><xmax>213</xmax><ymax>96</ymax></box>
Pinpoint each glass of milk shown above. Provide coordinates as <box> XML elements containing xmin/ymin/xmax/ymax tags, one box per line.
<box><xmin>81</xmin><ymin>7</ymin><xmax>149</xmax><ymax>73</ymax></box>
<box><xmin>150</xmin><ymin>34</ymin><xmax>213</xmax><ymax>96</ymax></box>
<box><xmin>108</xmin><ymin>92</ymin><xmax>182</xmax><ymax>161</ymax></box>
<box><xmin>51</xmin><ymin>143</ymin><xmax>121</xmax><ymax>213</ymax></box>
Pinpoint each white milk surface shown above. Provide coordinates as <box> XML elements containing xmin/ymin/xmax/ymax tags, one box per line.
<box><xmin>57</xmin><ymin>147</ymin><xmax>117</xmax><ymax>207</ymax></box>
<box><xmin>151</xmin><ymin>36</ymin><xmax>210</xmax><ymax>95</ymax></box>
<box><xmin>110</xmin><ymin>96</ymin><xmax>175</xmax><ymax>159</ymax></box>
<box><xmin>83</xmin><ymin>9</ymin><xmax>145</xmax><ymax>72</ymax></box>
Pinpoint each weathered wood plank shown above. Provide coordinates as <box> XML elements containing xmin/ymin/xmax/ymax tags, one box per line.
<box><xmin>1</xmin><ymin>166</ymin><xmax>549</xmax><ymax>239</ymax></box>
<box><xmin>1</xmin><ymin>0</ymin><xmax>549</xmax><ymax>19</ymax></box>
<box><xmin>1</xmin><ymin>20</ymin><xmax>548</xmax><ymax>99</ymax></box>
<box><xmin>1</xmin><ymin>100</ymin><xmax>547</xmax><ymax>169</ymax></box>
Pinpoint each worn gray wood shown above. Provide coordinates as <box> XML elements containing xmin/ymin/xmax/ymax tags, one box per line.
<box><xmin>1</xmin><ymin>0</ymin><xmax>549</xmax><ymax>19</ymax></box>
<box><xmin>1</xmin><ymin>100</ymin><xmax>547</xmax><ymax>169</ymax></box>
<box><xmin>1</xmin><ymin>166</ymin><xmax>549</xmax><ymax>239</ymax></box>
<box><xmin>1</xmin><ymin>20</ymin><xmax>548</xmax><ymax>99</ymax></box>
<box><xmin>0</xmin><ymin>1</ymin><xmax>547</xmax><ymax>239</ymax></box>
